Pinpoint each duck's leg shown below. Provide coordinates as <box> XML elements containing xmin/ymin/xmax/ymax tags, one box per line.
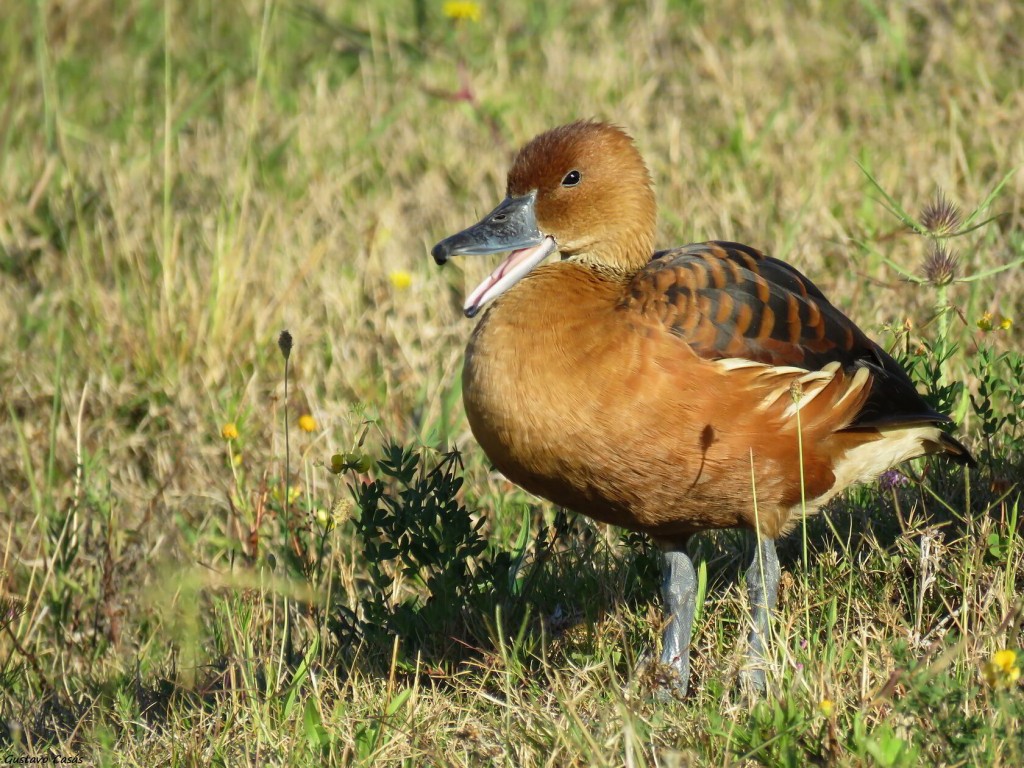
<box><xmin>659</xmin><ymin>543</ymin><xmax>698</xmax><ymax>694</ymax></box>
<box><xmin>742</xmin><ymin>535</ymin><xmax>780</xmax><ymax>692</ymax></box>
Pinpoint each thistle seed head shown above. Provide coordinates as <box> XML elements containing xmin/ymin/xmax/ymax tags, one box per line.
<box><xmin>922</xmin><ymin>244</ymin><xmax>959</xmax><ymax>285</ymax></box>
<box><xmin>920</xmin><ymin>192</ymin><xmax>962</xmax><ymax>236</ymax></box>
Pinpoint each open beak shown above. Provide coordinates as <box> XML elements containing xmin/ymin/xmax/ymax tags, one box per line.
<box><xmin>432</xmin><ymin>191</ymin><xmax>557</xmax><ymax>318</ymax></box>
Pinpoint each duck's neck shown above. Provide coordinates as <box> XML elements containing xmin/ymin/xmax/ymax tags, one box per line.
<box><xmin>574</xmin><ymin>234</ymin><xmax>654</xmax><ymax>274</ymax></box>
<box><xmin>470</xmin><ymin>261</ymin><xmax>630</xmax><ymax>357</ymax></box>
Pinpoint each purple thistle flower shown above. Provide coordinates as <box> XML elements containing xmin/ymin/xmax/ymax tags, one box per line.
<box><xmin>879</xmin><ymin>469</ymin><xmax>910</xmax><ymax>490</ymax></box>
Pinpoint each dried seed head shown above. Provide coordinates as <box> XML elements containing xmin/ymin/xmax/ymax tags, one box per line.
<box><xmin>922</xmin><ymin>244</ymin><xmax>959</xmax><ymax>285</ymax></box>
<box><xmin>278</xmin><ymin>330</ymin><xmax>293</xmax><ymax>360</ymax></box>
<box><xmin>920</xmin><ymin>192</ymin><xmax>962</xmax><ymax>236</ymax></box>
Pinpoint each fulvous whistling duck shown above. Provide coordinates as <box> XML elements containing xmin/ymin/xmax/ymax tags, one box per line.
<box><xmin>431</xmin><ymin>121</ymin><xmax>974</xmax><ymax>694</ymax></box>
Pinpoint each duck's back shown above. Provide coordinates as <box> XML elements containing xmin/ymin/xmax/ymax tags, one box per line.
<box><xmin>624</xmin><ymin>241</ymin><xmax>949</xmax><ymax>427</ymax></box>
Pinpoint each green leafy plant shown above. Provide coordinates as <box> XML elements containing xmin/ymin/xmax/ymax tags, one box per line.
<box><xmin>969</xmin><ymin>345</ymin><xmax>1024</xmax><ymax>468</ymax></box>
<box><xmin>338</xmin><ymin>442</ymin><xmax>522</xmax><ymax>666</ymax></box>
<box><xmin>713</xmin><ymin>694</ymin><xmax>827</xmax><ymax>767</ymax></box>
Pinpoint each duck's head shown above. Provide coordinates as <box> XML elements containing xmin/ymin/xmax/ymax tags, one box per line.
<box><xmin>432</xmin><ymin>121</ymin><xmax>657</xmax><ymax>317</ymax></box>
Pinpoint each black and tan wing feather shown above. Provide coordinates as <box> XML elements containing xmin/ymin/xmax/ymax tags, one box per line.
<box><xmin>620</xmin><ymin>241</ymin><xmax>946</xmax><ymax>429</ymax></box>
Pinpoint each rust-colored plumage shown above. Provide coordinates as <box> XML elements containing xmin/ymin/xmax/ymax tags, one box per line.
<box><xmin>432</xmin><ymin>120</ymin><xmax>973</xmax><ymax>694</ymax></box>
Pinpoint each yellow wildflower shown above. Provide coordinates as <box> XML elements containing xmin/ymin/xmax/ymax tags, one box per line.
<box><xmin>298</xmin><ymin>414</ymin><xmax>317</xmax><ymax>433</ymax></box>
<box><xmin>221</xmin><ymin>422</ymin><xmax>239</xmax><ymax>441</ymax></box>
<box><xmin>818</xmin><ymin>698</ymin><xmax>835</xmax><ymax>717</ymax></box>
<box><xmin>443</xmin><ymin>1</ymin><xmax>481</xmax><ymax>22</ymax></box>
<box><xmin>983</xmin><ymin>649</ymin><xmax>1021</xmax><ymax>688</ymax></box>
<box><xmin>233</xmin><ymin>452</ymin><xmax>243</xmax><ymax>467</ymax></box>
<box><xmin>977</xmin><ymin>312</ymin><xmax>994</xmax><ymax>332</ymax></box>
<box><xmin>389</xmin><ymin>270</ymin><xmax>413</xmax><ymax>290</ymax></box>
<box><xmin>994</xmin><ymin>649</ymin><xmax>1019</xmax><ymax>672</ymax></box>
<box><xmin>1000</xmin><ymin>316</ymin><xmax>1013</xmax><ymax>330</ymax></box>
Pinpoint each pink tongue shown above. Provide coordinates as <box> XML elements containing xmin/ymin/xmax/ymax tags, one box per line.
<box><xmin>492</xmin><ymin>247</ymin><xmax>533</xmax><ymax>280</ymax></box>
<box><xmin>465</xmin><ymin>247</ymin><xmax>535</xmax><ymax>309</ymax></box>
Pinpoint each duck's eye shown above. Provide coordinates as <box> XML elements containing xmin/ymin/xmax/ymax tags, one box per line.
<box><xmin>561</xmin><ymin>170</ymin><xmax>582</xmax><ymax>187</ymax></box>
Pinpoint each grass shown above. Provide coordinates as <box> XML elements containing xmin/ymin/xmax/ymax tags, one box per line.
<box><xmin>2</xmin><ymin>0</ymin><xmax>1023</xmax><ymax>764</ymax></box>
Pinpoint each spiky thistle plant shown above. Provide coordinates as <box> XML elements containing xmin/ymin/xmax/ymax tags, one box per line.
<box><xmin>862</xmin><ymin>171</ymin><xmax>1019</xmax><ymax>337</ymax></box>
<box><xmin>857</xmin><ymin>167</ymin><xmax>1021</xmax><ymax>395</ymax></box>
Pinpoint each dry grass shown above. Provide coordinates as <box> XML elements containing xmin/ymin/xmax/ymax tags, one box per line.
<box><xmin>2</xmin><ymin>0</ymin><xmax>1023</xmax><ymax>765</ymax></box>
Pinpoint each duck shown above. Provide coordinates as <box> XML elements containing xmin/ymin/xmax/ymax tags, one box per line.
<box><xmin>430</xmin><ymin>120</ymin><xmax>974</xmax><ymax>695</ymax></box>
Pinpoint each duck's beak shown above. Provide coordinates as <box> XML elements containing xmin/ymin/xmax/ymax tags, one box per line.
<box><xmin>432</xmin><ymin>191</ymin><xmax>558</xmax><ymax>318</ymax></box>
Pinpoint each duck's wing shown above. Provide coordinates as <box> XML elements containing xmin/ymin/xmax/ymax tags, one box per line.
<box><xmin>621</xmin><ymin>240</ymin><xmax>944</xmax><ymax>429</ymax></box>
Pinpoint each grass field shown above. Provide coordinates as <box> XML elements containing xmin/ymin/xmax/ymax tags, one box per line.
<box><xmin>2</xmin><ymin>0</ymin><xmax>1024</xmax><ymax>765</ymax></box>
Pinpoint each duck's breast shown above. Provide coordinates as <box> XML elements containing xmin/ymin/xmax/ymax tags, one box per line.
<box><xmin>461</xmin><ymin>262</ymin><xmax>842</xmax><ymax>539</ymax></box>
